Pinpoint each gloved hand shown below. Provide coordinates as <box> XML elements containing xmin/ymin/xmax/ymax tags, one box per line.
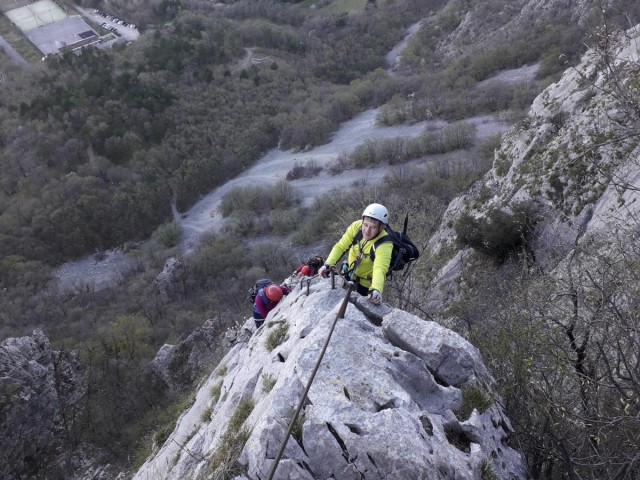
<box><xmin>368</xmin><ymin>289</ymin><xmax>382</xmax><ymax>305</ymax></box>
<box><xmin>318</xmin><ymin>264</ymin><xmax>332</xmax><ymax>278</ymax></box>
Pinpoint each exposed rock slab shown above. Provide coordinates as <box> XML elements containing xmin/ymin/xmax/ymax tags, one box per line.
<box><xmin>133</xmin><ymin>279</ymin><xmax>526</xmax><ymax>480</ymax></box>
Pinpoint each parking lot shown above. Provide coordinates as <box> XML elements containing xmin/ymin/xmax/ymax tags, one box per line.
<box><xmin>75</xmin><ymin>6</ymin><xmax>139</xmax><ymax>42</ymax></box>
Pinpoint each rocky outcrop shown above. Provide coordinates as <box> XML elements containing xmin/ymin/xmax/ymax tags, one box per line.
<box><xmin>436</xmin><ymin>0</ymin><xmax>606</xmax><ymax>61</ymax></box>
<box><xmin>427</xmin><ymin>24</ymin><xmax>640</xmax><ymax>313</ymax></box>
<box><xmin>0</xmin><ymin>329</ymin><xmax>85</xmax><ymax>479</ymax></box>
<box><xmin>150</xmin><ymin>318</ymin><xmax>243</xmax><ymax>390</ymax></box>
<box><xmin>133</xmin><ymin>278</ymin><xmax>526</xmax><ymax>480</ymax></box>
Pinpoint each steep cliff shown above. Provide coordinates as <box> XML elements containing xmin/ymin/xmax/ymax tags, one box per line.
<box><xmin>0</xmin><ymin>330</ymin><xmax>85</xmax><ymax>479</ymax></box>
<box><xmin>428</xmin><ymin>24</ymin><xmax>640</xmax><ymax>311</ymax></box>
<box><xmin>421</xmin><ymin>23</ymin><xmax>640</xmax><ymax>479</ymax></box>
<box><xmin>133</xmin><ymin>278</ymin><xmax>526</xmax><ymax>479</ymax></box>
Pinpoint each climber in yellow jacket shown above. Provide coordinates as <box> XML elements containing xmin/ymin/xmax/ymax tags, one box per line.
<box><xmin>318</xmin><ymin>203</ymin><xmax>393</xmax><ymax>305</ymax></box>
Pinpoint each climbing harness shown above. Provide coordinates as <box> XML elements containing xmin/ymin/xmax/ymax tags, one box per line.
<box><xmin>341</xmin><ymin>237</ymin><xmax>369</xmax><ymax>284</ymax></box>
<box><xmin>266</xmin><ymin>269</ymin><xmax>354</xmax><ymax>480</ymax></box>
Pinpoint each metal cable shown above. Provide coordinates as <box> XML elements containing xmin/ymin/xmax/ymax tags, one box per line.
<box><xmin>266</xmin><ymin>279</ymin><xmax>354</xmax><ymax>480</ymax></box>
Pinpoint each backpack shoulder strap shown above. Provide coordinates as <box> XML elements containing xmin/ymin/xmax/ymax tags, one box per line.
<box><xmin>369</xmin><ymin>233</ymin><xmax>393</xmax><ymax>262</ymax></box>
<box><xmin>352</xmin><ymin>229</ymin><xmax>363</xmax><ymax>245</ymax></box>
<box><xmin>342</xmin><ymin>229</ymin><xmax>363</xmax><ymax>258</ymax></box>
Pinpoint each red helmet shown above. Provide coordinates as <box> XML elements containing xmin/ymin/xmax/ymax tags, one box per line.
<box><xmin>265</xmin><ymin>285</ymin><xmax>283</xmax><ymax>302</ymax></box>
<box><xmin>300</xmin><ymin>265</ymin><xmax>311</xmax><ymax>276</ymax></box>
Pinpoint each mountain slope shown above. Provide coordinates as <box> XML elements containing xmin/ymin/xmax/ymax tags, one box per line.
<box><xmin>134</xmin><ymin>278</ymin><xmax>526</xmax><ymax>479</ymax></box>
<box><xmin>430</xmin><ymin>24</ymin><xmax>640</xmax><ymax>279</ymax></box>
<box><xmin>424</xmin><ymin>23</ymin><xmax>640</xmax><ymax>479</ymax></box>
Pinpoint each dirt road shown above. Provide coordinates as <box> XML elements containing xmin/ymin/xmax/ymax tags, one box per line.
<box><xmin>53</xmin><ymin>27</ymin><xmax>535</xmax><ymax>291</ymax></box>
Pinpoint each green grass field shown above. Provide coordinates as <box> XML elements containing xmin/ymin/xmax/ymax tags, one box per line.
<box><xmin>0</xmin><ymin>14</ymin><xmax>41</xmax><ymax>63</ymax></box>
<box><xmin>301</xmin><ymin>0</ymin><xmax>369</xmax><ymax>15</ymax></box>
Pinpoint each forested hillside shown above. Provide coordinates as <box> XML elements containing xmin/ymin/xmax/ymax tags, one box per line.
<box><xmin>2</xmin><ymin>0</ymin><xmax>434</xmax><ymax>266</ymax></box>
<box><xmin>1</xmin><ymin>0</ymin><xmax>639</xmax><ymax>478</ymax></box>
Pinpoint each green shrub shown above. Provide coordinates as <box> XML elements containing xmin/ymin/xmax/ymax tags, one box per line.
<box><xmin>454</xmin><ymin>204</ymin><xmax>538</xmax><ymax>262</ymax></box>
<box><xmin>223</xmin><ymin>211</ymin><xmax>263</xmax><ymax>237</ymax></box>
<box><xmin>152</xmin><ymin>221</ymin><xmax>182</xmax><ymax>248</ymax></box>
<box><xmin>480</xmin><ymin>458</ymin><xmax>499</xmax><ymax>480</ymax></box>
<box><xmin>185</xmin><ymin>235</ymin><xmax>253</xmax><ymax>289</ymax></box>
<box><xmin>291</xmin><ymin>193</ymin><xmax>355</xmax><ymax>245</ymax></box>
<box><xmin>290</xmin><ymin>226</ymin><xmax>312</xmax><ymax>245</ymax></box>
<box><xmin>261</xmin><ymin>373</ymin><xmax>277</xmax><ymax>393</ymax></box>
<box><xmin>327</xmin><ymin>152</ymin><xmax>352</xmax><ymax>175</ymax></box>
<box><xmin>209</xmin><ymin>427</ymin><xmax>251</xmax><ymax>479</ymax></box>
<box><xmin>350</xmin><ymin>139</ymin><xmax>378</xmax><ymax>167</ymax></box>
<box><xmin>132</xmin><ymin>392</ymin><xmax>196</xmax><ymax>470</ymax></box>
<box><xmin>207</xmin><ymin>397</ymin><xmax>255</xmax><ymax>477</ymax></box>
<box><xmin>201</xmin><ymin>407</ymin><xmax>213</xmax><ymax>422</ymax></box>
<box><xmin>228</xmin><ymin>398</ymin><xmax>255</xmax><ymax>432</ymax></box>
<box><xmin>270</xmin><ymin>209</ymin><xmax>299</xmax><ymax>236</ymax></box>
<box><xmin>219</xmin><ymin>182</ymin><xmax>298</xmax><ymax>219</ymax></box>
<box><xmin>421</xmin><ymin>122</ymin><xmax>477</xmax><ymax>155</ymax></box>
<box><xmin>270</xmin><ymin>180</ymin><xmax>298</xmax><ymax>207</ymax></box>
<box><xmin>265</xmin><ymin>322</ymin><xmax>289</xmax><ymax>351</ymax></box>
<box><xmin>442</xmin><ymin>121</ymin><xmax>477</xmax><ymax>151</ymax></box>
<box><xmin>494</xmin><ymin>151</ymin><xmax>511</xmax><ymax>177</ymax></box>
<box><xmin>286</xmin><ymin>160</ymin><xmax>322</xmax><ymax>180</ymax></box>
<box><xmin>457</xmin><ymin>384</ymin><xmax>493</xmax><ymax>420</ymax></box>
<box><xmin>153</xmin><ymin>424</ymin><xmax>173</xmax><ymax>448</ymax></box>
<box><xmin>219</xmin><ymin>186</ymin><xmax>269</xmax><ymax>217</ymax></box>
<box><xmin>211</xmin><ymin>382</ymin><xmax>223</xmax><ymax>403</ymax></box>
<box><xmin>377</xmin><ymin>94</ymin><xmax>409</xmax><ymax>126</ymax></box>
<box><xmin>291</xmin><ymin>411</ymin><xmax>305</xmax><ymax>445</ymax></box>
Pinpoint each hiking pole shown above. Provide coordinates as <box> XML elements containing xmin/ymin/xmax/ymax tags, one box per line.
<box><xmin>266</xmin><ymin>281</ymin><xmax>354</xmax><ymax>480</ymax></box>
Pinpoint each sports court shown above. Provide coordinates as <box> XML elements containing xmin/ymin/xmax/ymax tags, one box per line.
<box><xmin>5</xmin><ymin>0</ymin><xmax>66</xmax><ymax>31</ymax></box>
<box><xmin>3</xmin><ymin>0</ymin><xmax>97</xmax><ymax>55</ymax></box>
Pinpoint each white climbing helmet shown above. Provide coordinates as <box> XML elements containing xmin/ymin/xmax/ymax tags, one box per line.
<box><xmin>362</xmin><ymin>203</ymin><xmax>388</xmax><ymax>225</ymax></box>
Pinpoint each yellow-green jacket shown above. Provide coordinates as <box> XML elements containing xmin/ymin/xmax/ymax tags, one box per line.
<box><xmin>325</xmin><ymin>220</ymin><xmax>393</xmax><ymax>293</ymax></box>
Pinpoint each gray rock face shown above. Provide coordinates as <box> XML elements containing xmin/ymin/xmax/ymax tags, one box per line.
<box><xmin>437</xmin><ymin>0</ymin><xmax>601</xmax><ymax>60</ymax></box>
<box><xmin>150</xmin><ymin>318</ymin><xmax>241</xmax><ymax>390</ymax></box>
<box><xmin>133</xmin><ymin>279</ymin><xmax>526</xmax><ymax>480</ymax></box>
<box><xmin>0</xmin><ymin>329</ymin><xmax>85</xmax><ymax>479</ymax></box>
<box><xmin>427</xmin><ymin>24</ymin><xmax>640</xmax><ymax>313</ymax></box>
<box><xmin>154</xmin><ymin>257</ymin><xmax>184</xmax><ymax>297</ymax></box>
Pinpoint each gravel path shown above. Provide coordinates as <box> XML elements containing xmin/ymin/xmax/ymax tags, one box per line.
<box><xmin>54</xmin><ymin>110</ymin><xmax>510</xmax><ymax>290</ymax></box>
<box><xmin>386</xmin><ymin>21</ymin><xmax>423</xmax><ymax>72</ymax></box>
<box><xmin>475</xmin><ymin>63</ymin><xmax>539</xmax><ymax>88</ymax></box>
<box><xmin>179</xmin><ymin>109</ymin><xmax>438</xmax><ymax>250</ymax></box>
<box><xmin>53</xmin><ymin>28</ymin><xmax>535</xmax><ymax>291</ymax></box>
<box><xmin>179</xmin><ymin>111</ymin><xmax>509</xmax><ymax>250</ymax></box>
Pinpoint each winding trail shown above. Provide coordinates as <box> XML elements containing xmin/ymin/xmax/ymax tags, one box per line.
<box><xmin>53</xmin><ymin>23</ymin><xmax>534</xmax><ymax>291</ymax></box>
<box><xmin>178</xmin><ymin>111</ymin><xmax>509</xmax><ymax>251</ymax></box>
<box><xmin>178</xmin><ymin>109</ymin><xmax>436</xmax><ymax>251</ymax></box>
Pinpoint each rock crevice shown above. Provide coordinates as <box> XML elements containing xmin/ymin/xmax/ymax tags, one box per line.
<box><xmin>133</xmin><ymin>279</ymin><xmax>526</xmax><ymax>480</ymax></box>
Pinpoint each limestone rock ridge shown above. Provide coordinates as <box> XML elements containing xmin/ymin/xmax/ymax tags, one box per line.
<box><xmin>133</xmin><ymin>278</ymin><xmax>526</xmax><ymax>480</ymax></box>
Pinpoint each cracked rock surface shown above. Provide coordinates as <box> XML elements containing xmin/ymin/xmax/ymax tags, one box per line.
<box><xmin>133</xmin><ymin>277</ymin><xmax>526</xmax><ymax>480</ymax></box>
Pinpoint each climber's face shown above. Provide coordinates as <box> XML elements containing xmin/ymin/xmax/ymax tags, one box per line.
<box><xmin>362</xmin><ymin>217</ymin><xmax>382</xmax><ymax>241</ymax></box>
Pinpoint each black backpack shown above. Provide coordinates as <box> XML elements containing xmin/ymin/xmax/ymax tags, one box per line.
<box><xmin>352</xmin><ymin>214</ymin><xmax>420</xmax><ymax>279</ymax></box>
<box><xmin>247</xmin><ymin>278</ymin><xmax>273</xmax><ymax>303</ymax></box>
<box><xmin>295</xmin><ymin>255</ymin><xmax>324</xmax><ymax>275</ymax></box>
<box><xmin>306</xmin><ymin>255</ymin><xmax>324</xmax><ymax>271</ymax></box>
